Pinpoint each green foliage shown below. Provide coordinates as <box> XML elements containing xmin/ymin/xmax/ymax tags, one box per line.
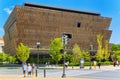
<box><xmin>111</xmin><ymin>44</ymin><xmax>120</xmax><ymax>61</ymax></box>
<box><xmin>7</xmin><ymin>55</ymin><xmax>16</xmax><ymax>63</ymax></box>
<box><xmin>96</xmin><ymin>34</ymin><xmax>110</xmax><ymax>62</ymax></box>
<box><xmin>65</xmin><ymin>53</ymin><xmax>73</xmax><ymax>62</ymax></box>
<box><xmin>72</xmin><ymin>44</ymin><xmax>81</xmax><ymax>64</ymax></box>
<box><xmin>96</xmin><ymin>34</ymin><xmax>104</xmax><ymax>61</ymax></box>
<box><xmin>100</xmin><ymin>61</ymin><xmax>113</xmax><ymax>65</ymax></box>
<box><xmin>112</xmin><ymin>51</ymin><xmax>120</xmax><ymax>61</ymax></box>
<box><xmin>104</xmin><ymin>40</ymin><xmax>110</xmax><ymax>61</ymax></box>
<box><xmin>81</xmin><ymin>50</ymin><xmax>90</xmax><ymax>62</ymax></box>
<box><xmin>72</xmin><ymin>44</ymin><xmax>90</xmax><ymax>64</ymax></box>
<box><xmin>69</xmin><ymin>61</ymin><xmax>113</xmax><ymax>66</ymax></box>
<box><xmin>69</xmin><ymin>62</ymin><xmax>79</xmax><ymax>66</ymax></box>
<box><xmin>5</xmin><ymin>54</ymin><xmax>16</xmax><ymax>63</ymax></box>
<box><xmin>0</xmin><ymin>52</ymin><xmax>8</xmax><ymax>62</ymax></box>
<box><xmin>84</xmin><ymin>62</ymin><xmax>93</xmax><ymax>66</ymax></box>
<box><xmin>16</xmin><ymin>43</ymin><xmax>30</xmax><ymax>63</ymax></box>
<box><xmin>111</xmin><ymin>44</ymin><xmax>120</xmax><ymax>51</ymax></box>
<box><xmin>49</xmin><ymin>38</ymin><xmax>63</xmax><ymax>64</ymax></box>
<box><xmin>0</xmin><ymin>52</ymin><xmax>16</xmax><ymax>63</ymax></box>
<box><xmin>28</xmin><ymin>57</ymin><xmax>36</xmax><ymax>63</ymax></box>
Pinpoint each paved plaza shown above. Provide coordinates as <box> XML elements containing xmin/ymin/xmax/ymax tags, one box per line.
<box><xmin>0</xmin><ymin>65</ymin><xmax>120</xmax><ymax>80</ymax></box>
<box><xmin>0</xmin><ymin>75</ymin><xmax>94</xmax><ymax>80</ymax></box>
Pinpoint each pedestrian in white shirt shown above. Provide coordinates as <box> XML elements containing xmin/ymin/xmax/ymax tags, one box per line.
<box><xmin>93</xmin><ymin>61</ymin><xmax>97</xmax><ymax>69</ymax></box>
<box><xmin>27</xmin><ymin>63</ymin><xmax>32</xmax><ymax>76</ymax></box>
<box><xmin>22</xmin><ymin>63</ymin><xmax>27</xmax><ymax>77</ymax></box>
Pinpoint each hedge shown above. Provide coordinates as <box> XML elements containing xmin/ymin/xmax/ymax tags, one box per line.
<box><xmin>68</xmin><ymin>61</ymin><xmax>114</xmax><ymax>66</ymax></box>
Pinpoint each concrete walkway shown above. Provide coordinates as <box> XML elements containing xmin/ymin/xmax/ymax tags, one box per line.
<box><xmin>44</xmin><ymin>65</ymin><xmax>120</xmax><ymax>70</ymax></box>
<box><xmin>0</xmin><ymin>75</ymin><xmax>95</xmax><ymax>80</ymax></box>
<box><xmin>0</xmin><ymin>65</ymin><xmax>119</xmax><ymax>80</ymax></box>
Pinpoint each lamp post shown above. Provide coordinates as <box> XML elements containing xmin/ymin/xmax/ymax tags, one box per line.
<box><xmin>61</xmin><ymin>33</ymin><xmax>72</xmax><ymax>78</ymax></box>
<box><xmin>36</xmin><ymin>42</ymin><xmax>40</xmax><ymax>77</ymax></box>
<box><xmin>61</xmin><ymin>33</ymin><xmax>66</xmax><ymax>78</ymax></box>
<box><xmin>89</xmin><ymin>45</ymin><xmax>93</xmax><ymax>70</ymax></box>
<box><xmin>36</xmin><ymin>42</ymin><xmax>40</xmax><ymax>66</ymax></box>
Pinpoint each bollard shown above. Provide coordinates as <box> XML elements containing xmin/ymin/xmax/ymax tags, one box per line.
<box><xmin>44</xmin><ymin>68</ymin><xmax>46</xmax><ymax>78</ymax></box>
<box><xmin>36</xmin><ymin>69</ymin><xmax>37</xmax><ymax>77</ymax></box>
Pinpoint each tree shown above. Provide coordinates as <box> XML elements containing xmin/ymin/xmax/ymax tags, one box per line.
<box><xmin>104</xmin><ymin>40</ymin><xmax>110</xmax><ymax>61</ymax></box>
<box><xmin>72</xmin><ymin>43</ymin><xmax>81</xmax><ymax>64</ymax></box>
<box><xmin>111</xmin><ymin>44</ymin><xmax>120</xmax><ymax>61</ymax></box>
<box><xmin>0</xmin><ymin>52</ymin><xmax>8</xmax><ymax>62</ymax></box>
<box><xmin>96</xmin><ymin>34</ymin><xmax>104</xmax><ymax>61</ymax></box>
<box><xmin>65</xmin><ymin>53</ymin><xmax>73</xmax><ymax>63</ymax></box>
<box><xmin>49</xmin><ymin>38</ymin><xmax>63</xmax><ymax>64</ymax></box>
<box><xmin>111</xmin><ymin>44</ymin><xmax>120</xmax><ymax>51</ymax></box>
<box><xmin>82</xmin><ymin>50</ymin><xmax>90</xmax><ymax>62</ymax></box>
<box><xmin>16</xmin><ymin>43</ymin><xmax>30</xmax><ymax>63</ymax></box>
<box><xmin>0</xmin><ymin>52</ymin><xmax>16</xmax><ymax>64</ymax></box>
<box><xmin>112</xmin><ymin>51</ymin><xmax>120</xmax><ymax>61</ymax></box>
<box><xmin>7</xmin><ymin>55</ymin><xmax>16</xmax><ymax>64</ymax></box>
<box><xmin>72</xmin><ymin>44</ymin><xmax>90</xmax><ymax>65</ymax></box>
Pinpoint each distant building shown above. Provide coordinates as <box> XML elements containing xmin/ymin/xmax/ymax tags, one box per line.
<box><xmin>3</xmin><ymin>2</ymin><xmax>112</xmax><ymax>55</ymax></box>
<box><xmin>0</xmin><ymin>38</ymin><xmax>4</xmax><ymax>53</ymax></box>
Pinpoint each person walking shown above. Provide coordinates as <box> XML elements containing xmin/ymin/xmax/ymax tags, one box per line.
<box><xmin>32</xmin><ymin>63</ymin><xmax>36</xmax><ymax>76</ymax></box>
<box><xmin>27</xmin><ymin>63</ymin><xmax>32</xmax><ymax>77</ymax></box>
<box><xmin>113</xmin><ymin>59</ymin><xmax>116</xmax><ymax>67</ymax></box>
<box><xmin>65</xmin><ymin>61</ymin><xmax>69</xmax><ymax>68</ymax></box>
<box><xmin>93</xmin><ymin>60</ymin><xmax>97</xmax><ymax>69</ymax></box>
<box><xmin>116</xmin><ymin>60</ymin><xmax>119</xmax><ymax>66</ymax></box>
<box><xmin>98</xmin><ymin>61</ymin><xmax>101</xmax><ymax>69</ymax></box>
<box><xmin>22</xmin><ymin>63</ymin><xmax>27</xmax><ymax>77</ymax></box>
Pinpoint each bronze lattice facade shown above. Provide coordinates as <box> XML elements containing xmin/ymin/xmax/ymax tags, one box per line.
<box><xmin>3</xmin><ymin>3</ymin><xmax>112</xmax><ymax>55</ymax></box>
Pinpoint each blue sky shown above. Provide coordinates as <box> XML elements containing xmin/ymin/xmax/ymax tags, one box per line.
<box><xmin>0</xmin><ymin>0</ymin><xmax>120</xmax><ymax>44</ymax></box>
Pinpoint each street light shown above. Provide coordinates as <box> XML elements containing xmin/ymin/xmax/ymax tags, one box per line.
<box><xmin>36</xmin><ymin>42</ymin><xmax>40</xmax><ymax>66</ymax></box>
<box><xmin>61</xmin><ymin>33</ymin><xmax>72</xmax><ymax>78</ymax></box>
<box><xmin>36</xmin><ymin>42</ymin><xmax>40</xmax><ymax>77</ymax></box>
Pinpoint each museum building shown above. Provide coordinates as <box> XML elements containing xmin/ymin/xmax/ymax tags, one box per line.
<box><xmin>3</xmin><ymin>2</ymin><xmax>112</xmax><ymax>56</ymax></box>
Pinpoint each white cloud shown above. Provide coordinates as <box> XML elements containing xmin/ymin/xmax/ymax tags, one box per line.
<box><xmin>4</xmin><ymin>8</ymin><xmax>12</xmax><ymax>14</ymax></box>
